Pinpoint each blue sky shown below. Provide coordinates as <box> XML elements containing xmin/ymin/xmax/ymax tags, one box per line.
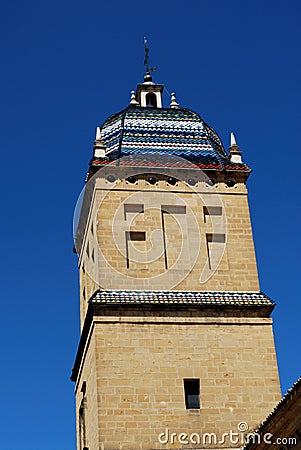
<box><xmin>0</xmin><ymin>0</ymin><xmax>300</xmax><ymax>449</ymax></box>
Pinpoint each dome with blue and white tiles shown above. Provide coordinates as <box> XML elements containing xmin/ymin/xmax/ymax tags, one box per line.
<box><xmin>89</xmin><ymin>77</ymin><xmax>249</xmax><ymax>176</ymax></box>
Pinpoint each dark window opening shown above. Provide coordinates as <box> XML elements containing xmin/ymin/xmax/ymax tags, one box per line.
<box><xmin>184</xmin><ymin>379</ymin><xmax>200</xmax><ymax>409</ymax></box>
<box><xmin>79</xmin><ymin>396</ymin><xmax>88</xmax><ymax>450</ymax></box>
<box><xmin>127</xmin><ymin>231</ymin><xmax>146</xmax><ymax>241</ymax></box>
<box><xmin>124</xmin><ymin>203</ymin><xmax>144</xmax><ymax>220</ymax></box>
<box><xmin>206</xmin><ymin>233</ymin><xmax>226</xmax><ymax>270</ymax></box>
<box><xmin>203</xmin><ymin>206</ymin><xmax>222</xmax><ymax>223</ymax></box>
<box><xmin>161</xmin><ymin>205</ymin><xmax>187</xmax><ymax>269</ymax></box>
<box><xmin>145</xmin><ymin>92</ymin><xmax>157</xmax><ymax>107</ymax></box>
<box><xmin>79</xmin><ymin>382</ymin><xmax>88</xmax><ymax>450</ymax></box>
<box><xmin>125</xmin><ymin>231</ymin><xmax>146</xmax><ymax>268</ymax></box>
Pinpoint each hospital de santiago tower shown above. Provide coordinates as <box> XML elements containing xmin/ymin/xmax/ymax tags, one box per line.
<box><xmin>71</xmin><ymin>61</ymin><xmax>281</xmax><ymax>450</ymax></box>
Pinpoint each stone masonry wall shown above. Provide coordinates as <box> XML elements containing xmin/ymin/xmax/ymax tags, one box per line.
<box><xmin>77</xmin><ymin>175</ymin><xmax>260</xmax><ymax>328</ymax></box>
<box><xmin>75</xmin><ymin>314</ymin><xmax>281</xmax><ymax>450</ymax></box>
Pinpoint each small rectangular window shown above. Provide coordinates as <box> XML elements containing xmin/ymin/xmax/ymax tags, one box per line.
<box><xmin>79</xmin><ymin>395</ymin><xmax>88</xmax><ymax>450</ymax></box>
<box><xmin>184</xmin><ymin>379</ymin><xmax>200</xmax><ymax>409</ymax></box>
<box><xmin>203</xmin><ymin>206</ymin><xmax>222</xmax><ymax>223</ymax></box>
<box><xmin>206</xmin><ymin>233</ymin><xmax>228</xmax><ymax>270</ymax></box>
<box><xmin>206</xmin><ymin>233</ymin><xmax>225</xmax><ymax>243</ymax></box>
<box><xmin>161</xmin><ymin>205</ymin><xmax>187</xmax><ymax>269</ymax></box>
<box><xmin>127</xmin><ymin>231</ymin><xmax>146</xmax><ymax>241</ymax></box>
<box><xmin>161</xmin><ymin>205</ymin><xmax>186</xmax><ymax>215</ymax></box>
<box><xmin>124</xmin><ymin>204</ymin><xmax>144</xmax><ymax>220</ymax></box>
<box><xmin>125</xmin><ymin>231</ymin><xmax>146</xmax><ymax>269</ymax></box>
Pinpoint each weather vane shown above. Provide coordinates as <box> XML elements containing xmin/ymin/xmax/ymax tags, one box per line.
<box><xmin>144</xmin><ymin>37</ymin><xmax>157</xmax><ymax>74</ymax></box>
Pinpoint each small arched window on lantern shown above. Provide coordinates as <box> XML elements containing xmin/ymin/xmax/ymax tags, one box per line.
<box><xmin>145</xmin><ymin>92</ymin><xmax>157</xmax><ymax>107</ymax></box>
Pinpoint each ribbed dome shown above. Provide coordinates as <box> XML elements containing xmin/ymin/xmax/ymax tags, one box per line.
<box><xmin>89</xmin><ymin>105</ymin><xmax>250</xmax><ymax>174</ymax></box>
<box><xmin>101</xmin><ymin>106</ymin><xmax>225</xmax><ymax>165</ymax></box>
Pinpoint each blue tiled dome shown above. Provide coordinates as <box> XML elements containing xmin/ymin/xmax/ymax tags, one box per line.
<box><xmin>90</xmin><ymin>105</ymin><xmax>250</xmax><ymax>173</ymax></box>
<box><xmin>99</xmin><ymin>106</ymin><xmax>225</xmax><ymax>166</ymax></box>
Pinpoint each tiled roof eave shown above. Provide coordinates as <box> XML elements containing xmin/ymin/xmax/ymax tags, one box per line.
<box><xmin>90</xmin><ymin>301</ymin><xmax>273</xmax><ymax>311</ymax></box>
<box><xmin>90</xmin><ymin>162</ymin><xmax>223</xmax><ymax>171</ymax></box>
<box><xmin>225</xmin><ymin>165</ymin><xmax>251</xmax><ymax>172</ymax></box>
<box><xmin>70</xmin><ymin>290</ymin><xmax>275</xmax><ymax>383</ymax></box>
<box><xmin>89</xmin><ymin>290</ymin><xmax>275</xmax><ymax>307</ymax></box>
<box><xmin>89</xmin><ymin>158</ymin><xmax>250</xmax><ymax>173</ymax></box>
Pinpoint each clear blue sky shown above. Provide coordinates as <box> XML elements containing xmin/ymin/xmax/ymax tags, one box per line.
<box><xmin>0</xmin><ymin>0</ymin><xmax>300</xmax><ymax>449</ymax></box>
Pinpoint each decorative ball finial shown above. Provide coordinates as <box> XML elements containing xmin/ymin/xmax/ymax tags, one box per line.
<box><xmin>170</xmin><ymin>92</ymin><xmax>179</xmax><ymax>109</ymax></box>
<box><xmin>129</xmin><ymin>91</ymin><xmax>139</xmax><ymax>105</ymax></box>
<box><xmin>144</xmin><ymin>72</ymin><xmax>153</xmax><ymax>82</ymax></box>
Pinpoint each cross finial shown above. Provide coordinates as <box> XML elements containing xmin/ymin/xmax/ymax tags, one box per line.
<box><xmin>143</xmin><ymin>37</ymin><xmax>157</xmax><ymax>82</ymax></box>
<box><xmin>144</xmin><ymin>37</ymin><xmax>149</xmax><ymax>73</ymax></box>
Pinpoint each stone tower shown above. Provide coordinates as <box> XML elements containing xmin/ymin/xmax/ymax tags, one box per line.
<box><xmin>71</xmin><ymin>69</ymin><xmax>281</xmax><ymax>450</ymax></box>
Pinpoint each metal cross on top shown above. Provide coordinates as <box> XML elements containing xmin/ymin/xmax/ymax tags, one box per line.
<box><xmin>144</xmin><ymin>37</ymin><xmax>156</xmax><ymax>75</ymax></box>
